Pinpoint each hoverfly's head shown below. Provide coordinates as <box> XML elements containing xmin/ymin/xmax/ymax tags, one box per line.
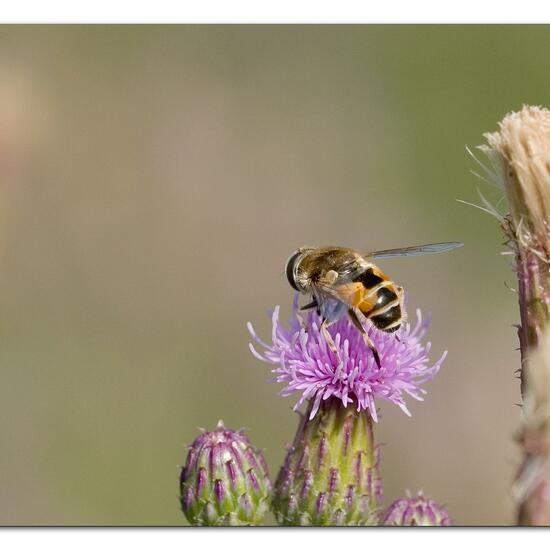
<box><xmin>285</xmin><ymin>247</ymin><xmax>314</xmax><ymax>293</ymax></box>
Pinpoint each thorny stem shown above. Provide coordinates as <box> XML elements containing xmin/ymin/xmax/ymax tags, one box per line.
<box><xmin>482</xmin><ymin>105</ymin><xmax>550</xmax><ymax>525</ymax></box>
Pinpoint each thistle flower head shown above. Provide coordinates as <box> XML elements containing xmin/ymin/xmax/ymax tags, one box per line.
<box><xmin>179</xmin><ymin>421</ymin><xmax>271</xmax><ymax>526</ymax></box>
<box><xmin>382</xmin><ymin>491</ymin><xmax>452</xmax><ymax>526</ymax></box>
<box><xmin>248</xmin><ymin>296</ymin><xmax>446</xmax><ymax>421</ymax></box>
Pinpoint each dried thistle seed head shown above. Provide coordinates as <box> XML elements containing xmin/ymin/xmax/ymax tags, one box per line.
<box><xmin>382</xmin><ymin>492</ymin><xmax>451</xmax><ymax>526</ymax></box>
<box><xmin>484</xmin><ymin>106</ymin><xmax>550</xmax><ymax>242</ymax></box>
<box><xmin>179</xmin><ymin>421</ymin><xmax>271</xmax><ymax>526</ymax></box>
<box><xmin>272</xmin><ymin>398</ymin><xmax>383</xmax><ymax>526</ymax></box>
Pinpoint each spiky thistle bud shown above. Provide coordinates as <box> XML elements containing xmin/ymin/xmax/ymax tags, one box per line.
<box><xmin>382</xmin><ymin>492</ymin><xmax>452</xmax><ymax>526</ymax></box>
<box><xmin>272</xmin><ymin>398</ymin><xmax>382</xmax><ymax>526</ymax></box>
<box><xmin>481</xmin><ymin>106</ymin><xmax>550</xmax><ymax>525</ymax></box>
<box><xmin>179</xmin><ymin>421</ymin><xmax>271</xmax><ymax>526</ymax></box>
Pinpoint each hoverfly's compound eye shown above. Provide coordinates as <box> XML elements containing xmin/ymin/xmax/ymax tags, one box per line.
<box><xmin>285</xmin><ymin>250</ymin><xmax>303</xmax><ymax>292</ymax></box>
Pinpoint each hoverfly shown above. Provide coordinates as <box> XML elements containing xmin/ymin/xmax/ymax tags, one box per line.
<box><xmin>285</xmin><ymin>242</ymin><xmax>463</xmax><ymax>367</ymax></box>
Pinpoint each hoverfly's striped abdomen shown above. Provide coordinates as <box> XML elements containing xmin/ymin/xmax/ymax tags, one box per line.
<box><xmin>354</xmin><ymin>267</ymin><xmax>402</xmax><ymax>333</ymax></box>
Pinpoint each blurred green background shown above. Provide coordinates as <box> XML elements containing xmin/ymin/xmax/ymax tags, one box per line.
<box><xmin>0</xmin><ymin>25</ymin><xmax>546</xmax><ymax>525</ymax></box>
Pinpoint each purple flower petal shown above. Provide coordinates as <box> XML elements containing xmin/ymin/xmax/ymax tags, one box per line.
<box><xmin>248</xmin><ymin>296</ymin><xmax>445</xmax><ymax>420</ymax></box>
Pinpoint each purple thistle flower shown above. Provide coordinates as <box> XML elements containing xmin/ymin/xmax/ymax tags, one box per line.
<box><xmin>248</xmin><ymin>295</ymin><xmax>446</xmax><ymax>421</ymax></box>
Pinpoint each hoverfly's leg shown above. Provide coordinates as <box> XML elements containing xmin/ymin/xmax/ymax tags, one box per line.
<box><xmin>300</xmin><ymin>299</ymin><xmax>318</xmax><ymax>311</ymax></box>
<box><xmin>396</xmin><ymin>286</ymin><xmax>407</xmax><ymax>322</ymax></box>
<box><xmin>348</xmin><ymin>309</ymin><xmax>381</xmax><ymax>369</ymax></box>
<box><xmin>320</xmin><ymin>318</ymin><xmax>342</xmax><ymax>364</ymax></box>
<box><xmin>296</xmin><ymin>312</ymin><xmax>307</xmax><ymax>331</ymax></box>
<box><xmin>298</xmin><ymin>299</ymin><xmax>318</xmax><ymax>331</ymax></box>
<box><xmin>394</xmin><ymin>285</ymin><xmax>405</xmax><ymax>342</ymax></box>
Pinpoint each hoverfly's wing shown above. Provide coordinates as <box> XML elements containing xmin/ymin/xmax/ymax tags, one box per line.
<box><xmin>309</xmin><ymin>260</ymin><xmax>368</xmax><ymax>322</ymax></box>
<box><xmin>366</xmin><ymin>241</ymin><xmax>463</xmax><ymax>260</ymax></box>
<box><xmin>309</xmin><ymin>283</ymin><xmax>355</xmax><ymax>323</ymax></box>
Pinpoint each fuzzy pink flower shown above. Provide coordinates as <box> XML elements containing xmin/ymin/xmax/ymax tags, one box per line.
<box><xmin>248</xmin><ymin>296</ymin><xmax>446</xmax><ymax>420</ymax></box>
